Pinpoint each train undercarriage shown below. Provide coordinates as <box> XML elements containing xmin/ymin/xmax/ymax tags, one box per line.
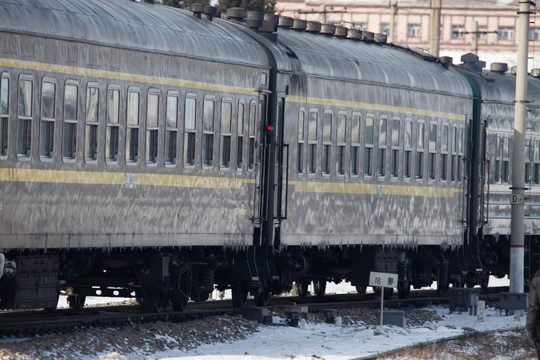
<box><xmin>0</xmin><ymin>238</ymin><xmax>517</xmax><ymax>311</ymax></box>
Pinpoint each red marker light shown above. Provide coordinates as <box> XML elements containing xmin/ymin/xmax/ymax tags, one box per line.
<box><xmin>266</xmin><ymin>125</ymin><xmax>273</xmax><ymax>131</ymax></box>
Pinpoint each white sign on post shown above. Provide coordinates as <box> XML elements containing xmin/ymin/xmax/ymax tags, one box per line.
<box><xmin>369</xmin><ymin>272</ymin><xmax>398</xmax><ymax>335</ymax></box>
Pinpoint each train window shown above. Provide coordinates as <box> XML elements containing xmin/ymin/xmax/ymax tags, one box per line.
<box><xmin>391</xmin><ymin>118</ymin><xmax>400</xmax><ymax>178</ymax></box>
<box><xmin>146</xmin><ymin>91</ymin><xmax>159</xmax><ymax>165</ymax></box>
<box><xmin>428</xmin><ymin>123</ymin><xmax>437</xmax><ymax>180</ymax></box>
<box><xmin>502</xmin><ymin>137</ymin><xmax>510</xmax><ymax>183</ymax></box>
<box><xmin>165</xmin><ymin>92</ymin><xmax>178</xmax><ymax>165</ymax></box>
<box><xmin>106</xmin><ymin>87</ymin><xmax>120</xmax><ymax>162</ymax></box>
<box><xmin>248</xmin><ymin>101</ymin><xmax>256</xmax><ymax>170</ymax></box>
<box><xmin>534</xmin><ymin>140</ymin><xmax>540</xmax><ymax>184</ymax></box>
<box><xmin>17</xmin><ymin>77</ymin><xmax>33</xmax><ymax>158</ymax></box>
<box><xmin>237</xmin><ymin>101</ymin><xmax>245</xmax><ymax>170</ymax></box>
<box><xmin>350</xmin><ymin>114</ymin><xmax>360</xmax><ymax>176</ymax></box>
<box><xmin>220</xmin><ymin>100</ymin><xmax>232</xmax><ymax>168</ymax></box>
<box><xmin>322</xmin><ymin>111</ymin><xmax>332</xmax><ymax>175</ymax></box>
<box><xmin>39</xmin><ymin>80</ymin><xmax>56</xmax><ymax>159</ymax></box>
<box><xmin>451</xmin><ymin>127</ymin><xmax>457</xmax><ymax>182</ymax></box>
<box><xmin>526</xmin><ymin>139</ymin><xmax>531</xmax><ymax>184</ymax></box>
<box><xmin>364</xmin><ymin>115</ymin><xmax>374</xmax><ymax>176</ymax></box>
<box><xmin>377</xmin><ymin>117</ymin><xmax>387</xmax><ymax>177</ymax></box>
<box><xmin>126</xmin><ymin>89</ymin><xmax>140</xmax><ymax>164</ymax></box>
<box><xmin>416</xmin><ymin>122</ymin><xmax>425</xmax><ymax>179</ymax></box>
<box><xmin>85</xmin><ymin>84</ymin><xmax>99</xmax><ymax>162</ymax></box>
<box><xmin>0</xmin><ymin>73</ymin><xmax>9</xmax><ymax>157</ymax></box>
<box><xmin>336</xmin><ymin>113</ymin><xmax>346</xmax><ymax>176</ymax></box>
<box><xmin>440</xmin><ymin>125</ymin><xmax>448</xmax><ymax>181</ymax></box>
<box><xmin>308</xmin><ymin>109</ymin><xmax>318</xmax><ymax>174</ymax></box>
<box><xmin>493</xmin><ymin>136</ymin><xmax>501</xmax><ymax>183</ymax></box>
<box><xmin>404</xmin><ymin>119</ymin><xmax>412</xmax><ymax>178</ymax></box>
<box><xmin>297</xmin><ymin>110</ymin><xmax>305</xmax><ymax>174</ymax></box>
<box><xmin>62</xmin><ymin>82</ymin><xmax>78</xmax><ymax>161</ymax></box>
<box><xmin>202</xmin><ymin>97</ymin><xmax>215</xmax><ymax>167</ymax></box>
<box><xmin>184</xmin><ymin>94</ymin><xmax>196</xmax><ymax>166</ymax></box>
<box><xmin>457</xmin><ymin>127</ymin><xmax>463</xmax><ymax>181</ymax></box>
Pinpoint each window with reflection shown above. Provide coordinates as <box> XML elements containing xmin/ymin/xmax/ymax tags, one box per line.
<box><xmin>202</xmin><ymin>98</ymin><xmax>214</xmax><ymax>166</ymax></box>
<box><xmin>297</xmin><ymin>110</ymin><xmax>305</xmax><ymax>174</ymax></box>
<box><xmin>220</xmin><ymin>100</ymin><xmax>232</xmax><ymax>168</ymax></box>
<box><xmin>308</xmin><ymin>110</ymin><xmax>318</xmax><ymax>174</ymax></box>
<box><xmin>106</xmin><ymin>87</ymin><xmax>120</xmax><ymax>162</ymax></box>
<box><xmin>364</xmin><ymin>115</ymin><xmax>374</xmax><ymax>176</ymax></box>
<box><xmin>416</xmin><ymin>122</ymin><xmax>425</xmax><ymax>179</ymax></box>
<box><xmin>39</xmin><ymin>80</ymin><xmax>56</xmax><ymax>159</ymax></box>
<box><xmin>0</xmin><ymin>73</ymin><xmax>9</xmax><ymax>157</ymax></box>
<box><xmin>62</xmin><ymin>83</ymin><xmax>78</xmax><ymax>160</ymax></box>
<box><xmin>378</xmin><ymin>117</ymin><xmax>387</xmax><ymax>176</ymax></box>
<box><xmin>165</xmin><ymin>93</ymin><xmax>178</xmax><ymax>165</ymax></box>
<box><xmin>428</xmin><ymin>123</ymin><xmax>437</xmax><ymax>180</ymax></box>
<box><xmin>404</xmin><ymin>120</ymin><xmax>412</xmax><ymax>178</ymax></box>
<box><xmin>85</xmin><ymin>85</ymin><xmax>99</xmax><ymax>161</ymax></box>
<box><xmin>184</xmin><ymin>94</ymin><xmax>196</xmax><ymax>166</ymax></box>
<box><xmin>322</xmin><ymin>111</ymin><xmax>332</xmax><ymax>175</ymax></box>
<box><xmin>146</xmin><ymin>91</ymin><xmax>159</xmax><ymax>164</ymax></box>
<box><xmin>237</xmin><ymin>101</ymin><xmax>245</xmax><ymax>170</ymax></box>
<box><xmin>336</xmin><ymin>113</ymin><xmax>346</xmax><ymax>175</ymax></box>
<box><xmin>391</xmin><ymin>118</ymin><xmax>400</xmax><ymax>177</ymax></box>
<box><xmin>126</xmin><ymin>89</ymin><xmax>140</xmax><ymax>163</ymax></box>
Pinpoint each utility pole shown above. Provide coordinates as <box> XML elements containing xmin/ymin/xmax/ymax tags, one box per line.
<box><xmin>510</xmin><ymin>0</ymin><xmax>535</xmax><ymax>294</ymax></box>
<box><xmin>389</xmin><ymin>1</ymin><xmax>397</xmax><ymax>43</ymax></box>
<box><xmin>320</xmin><ymin>4</ymin><xmax>326</xmax><ymax>24</ymax></box>
<box><xmin>429</xmin><ymin>0</ymin><xmax>441</xmax><ymax>57</ymax></box>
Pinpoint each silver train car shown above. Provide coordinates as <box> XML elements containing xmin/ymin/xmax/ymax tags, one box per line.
<box><xmin>0</xmin><ymin>0</ymin><xmax>539</xmax><ymax>310</ymax></box>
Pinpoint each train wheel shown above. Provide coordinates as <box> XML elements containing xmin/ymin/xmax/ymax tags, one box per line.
<box><xmin>145</xmin><ymin>291</ymin><xmax>167</xmax><ymax>313</ymax></box>
<box><xmin>172</xmin><ymin>265</ymin><xmax>191</xmax><ymax>311</ymax></box>
<box><xmin>254</xmin><ymin>285</ymin><xmax>271</xmax><ymax>307</ymax></box>
<box><xmin>355</xmin><ymin>285</ymin><xmax>366</xmax><ymax>295</ymax></box>
<box><xmin>295</xmin><ymin>279</ymin><xmax>310</xmax><ymax>298</ymax></box>
<box><xmin>437</xmin><ymin>282</ymin><xmax>450</xmax><ymax>297</ymax></box>
<box><xmin>397</xmin><ymin>281</ymin><xmax>410</xmax><ymax>299</ymax></box>
<box><xmin>67</xmin><ymin>294</ymin><xmax>86</xmax><ymax>311</ymax></box>
<box><xmin>314</xmin><ymin>280</ymin><xmax>326</xmax><ymax>297</ymax></box>
<box><xmin>384</xmin><ymin>287</ymin><xmax>394</xmax><ymax>299</ymax></box>
<box><xmin>232</xmin><ymin>283</ymin><xmax>248</xmax><ymax>308</ymax></box>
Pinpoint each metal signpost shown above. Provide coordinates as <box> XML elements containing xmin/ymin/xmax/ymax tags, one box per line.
<box><xmin>369</xmin><ymin>271</ymin><xmax>398</xmax><ymax>334</ymax></box>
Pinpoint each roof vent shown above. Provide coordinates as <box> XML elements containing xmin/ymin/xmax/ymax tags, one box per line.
<box><xmin>347</xmin><ymin>29</ymin><xmax>362</xmax><ymax>40</ymax></box>
<box><xmin>320</xmin><ymin>24</ymin><xmax>335</xmax><ymax>35</ymax></box>
<box><xmin>306</xmin><ymin>21</ymin><xmax>321</xmax><ymax>33</ymax></box>
<box><xmin>191</xmin><ymin>3</ymin><xmax>205</xmax><ymax>18</ymax></box>
<box><xmin>227</xmin><ymin>7</ymin><xmax>247</xmax><ymax>22</ymax></box>
<box><xmin>334</xmin><ymin>26</ymin><xmax>347</xmax><ymax>38</ymax></box>
<box><xmin>263</xmin><ymin>13</ymin><xmax>278</xmax><ymax>33</ymax></box>
<box><xmin>291</xmin><ymin>19</ymin><xmax>306</xmax><ymax>31</ymax></box>
<box><xmin>532</xmin><ymin>68</ymin><xmax>540</xmax><ymax>78</ymax></box>
<box><xmin>362</xmin><ymin>31</ymin><xmax>374</xmax><ymax>42</ymax></box>
<box><xmin>278</xmin><ymin>16</ymin><xmax>294</xmax><ymax>28</ymax></box>
<box><xmin>459</xmin><ymin>52</ymin><xmax>486</xmax><ymax>73</ymax></box>
<box><xmin>439</xmin><ymin>56</ymin><xmax>453</xmax><ymax>69</ymax></box>
<box><xmin>511</xmin><ymin>66</ymin><xmax>517</xmax><ymax>75</ymax></box>
<box><xmin>490</xmin><ymin>62</ymin><xmax>508</xmax><ymax>74</ymax></box>
<box><xmin>246</xmin><ymin>11</ymin><xmax>263</xmax><ymax>30</ymax></box>
<box><xmin>374</xmin><ymin>33</ymin><xmax>387</xmax><ymax>44</ymax></box>
<box><xmin>203</xmin><ymin>5</ymin><xmax>217</xmax><ymax>21</ymax></box>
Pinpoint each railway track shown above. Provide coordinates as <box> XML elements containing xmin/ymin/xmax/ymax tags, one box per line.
<box><xmin>0</xmin><ymin>287</ymin><xmax>509</xmax><ymax>336</ymax></box>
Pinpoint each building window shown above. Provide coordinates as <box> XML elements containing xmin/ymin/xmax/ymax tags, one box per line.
<box><xmin>308</xmin><ymin>110</ymin><xmax>318</xmax><ymax>174</ymax></box>
<box><xmin>62</xmin><ymin>82</ymin><xmax>78</xmax><ymax>160</ymax></box>
<box><xmin>380</xmin><ymin>23</ymin><xmax>389</xmax><ymax>35</ymax></box>
<box><xmin>85</xmin><ymin>84</ymin><xmax>99</xmax><ymax>162</ymax></box>
<box><xmin>428</xmin><ymin>123</ymin><xmax>437</xmax><ymax>180</ymax></box>
<box><xmin>478</xmin><ymin>25</ymin><xmax>487</xmax><ymax>39</ymax></box>
<box><xmin>416</xmin><ymin>122</ymin><xmax>425</xmax><ymax>179</ymax></box>
<box><xmin>407</xmin><ymin>24</ymin><xmax>420</xmax><ymax>38</ymax></box>
<box><xmin>106</xmin><ymin>87</ymin><xmax>120</xmax><ymax>162</ymax></box>
<box><xmin>391</xmin><ymin>118</ymin><xmax>400</xmax><ymax>177</ymax></box>
<box><xmin>202</xmin><ymin>97</ymin><xmax>214</xmax><ymax>167</ymax></box>
<box><xmin>165</xmin><ymin>92</ymin><xmax>178</xmax><ymax>165</ymax></box>
<box><xmin>534</xmin><ymin>140</ymin><xmax>540</xmax><ymax>184</ymax></box>
<box><xmin>404</xmin><ymin>120</ymin><xmax>412</xmax><ymax>178</ymax></box>
<box><xmin>237</xmin><ymin>101</ymin><xmax>245</xmax><ymax>170</ymax></box>
<box><xmin>322</xmin><ymin>111</ymin><xmax>332</xmax><ymax>175</ymax></box>
<box><xmin>336</xmin><ymin>113</ymin><xmax>346</xmax><ymax>175</ymax></box>
<box><xmin>351</xmin><ymin>114</ymin><xmax>361</xmax><ymax>176</ymax></box>
<box><xmin>0</xmin><ymin>73</ymin><xmax>9</xmax><ymax>157</ymax></box>
<box><xmin>220</xmin><ymin>100</ymin><xmax>232</xmax><ymax>168</ymax></box>
<box><xmin>248</xmin><ymin>101</ymin><xmax>256</xmax><ymax>170</ymax></box>
<box><xmin>126</xmin><ymin>89</ymin><xmax>140</xmax><ymax>163</ymax></box>
<box><xmin>297</xmin><ymin>110</ymin><xmax>305</xmax><ymax>174</ymax></box>
<box><xmin>146</xmin><ymin>91</ymin><xmax>159</xmax><ymax>164</ymax></box>
<box><xmin>440</xmin><ymin>125</ymin><xmax>448</xmax><ymax>180</ymax></box>
<box><xmin>364</xmin><ymin>115</ymin><xmax>374</xmax><ymax>176</ymax></box>
<box><xmin>530</xmin><ymin>27</ymin><xmax>540</xmax><ymax>41</ymax></box>
<box><xmin>378</xmin><ymin>117</ymin><xmax>387</xmax><ymax>176</ymax></box>
<box><xmin>451</xmin><ymin>25</ymin><xmax>464</xmax><ymax>39</ymax></box>
<box><xmin>498</xmin><ymin>26</ymin><xmax>514</xmax><ymax>40</ymax></box>
<box><xmin>184</xmin><ymin>94</ymin><xmax>196</xmax><ymax>166</ymax></box>
<box><xmin>526</xmin><ymin>139</ymin><xmax>531</xmax><ymax>184</ymax></box>
<box><xmin>39</xmin><ymin>80</ymin><xmax>56</xmax><ymax>159</ymax></box>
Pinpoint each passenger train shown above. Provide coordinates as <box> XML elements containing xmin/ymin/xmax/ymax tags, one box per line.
<box><xmin>1</xmin><ymin>0</ymin><xmax>539</xmax><ymax>311</ymax></box>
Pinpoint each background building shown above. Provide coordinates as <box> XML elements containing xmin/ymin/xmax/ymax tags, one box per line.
<box><xmin>275</xmin><ymin>0</ymin><xmax>540</xmax><ymax>70</ymax></box>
